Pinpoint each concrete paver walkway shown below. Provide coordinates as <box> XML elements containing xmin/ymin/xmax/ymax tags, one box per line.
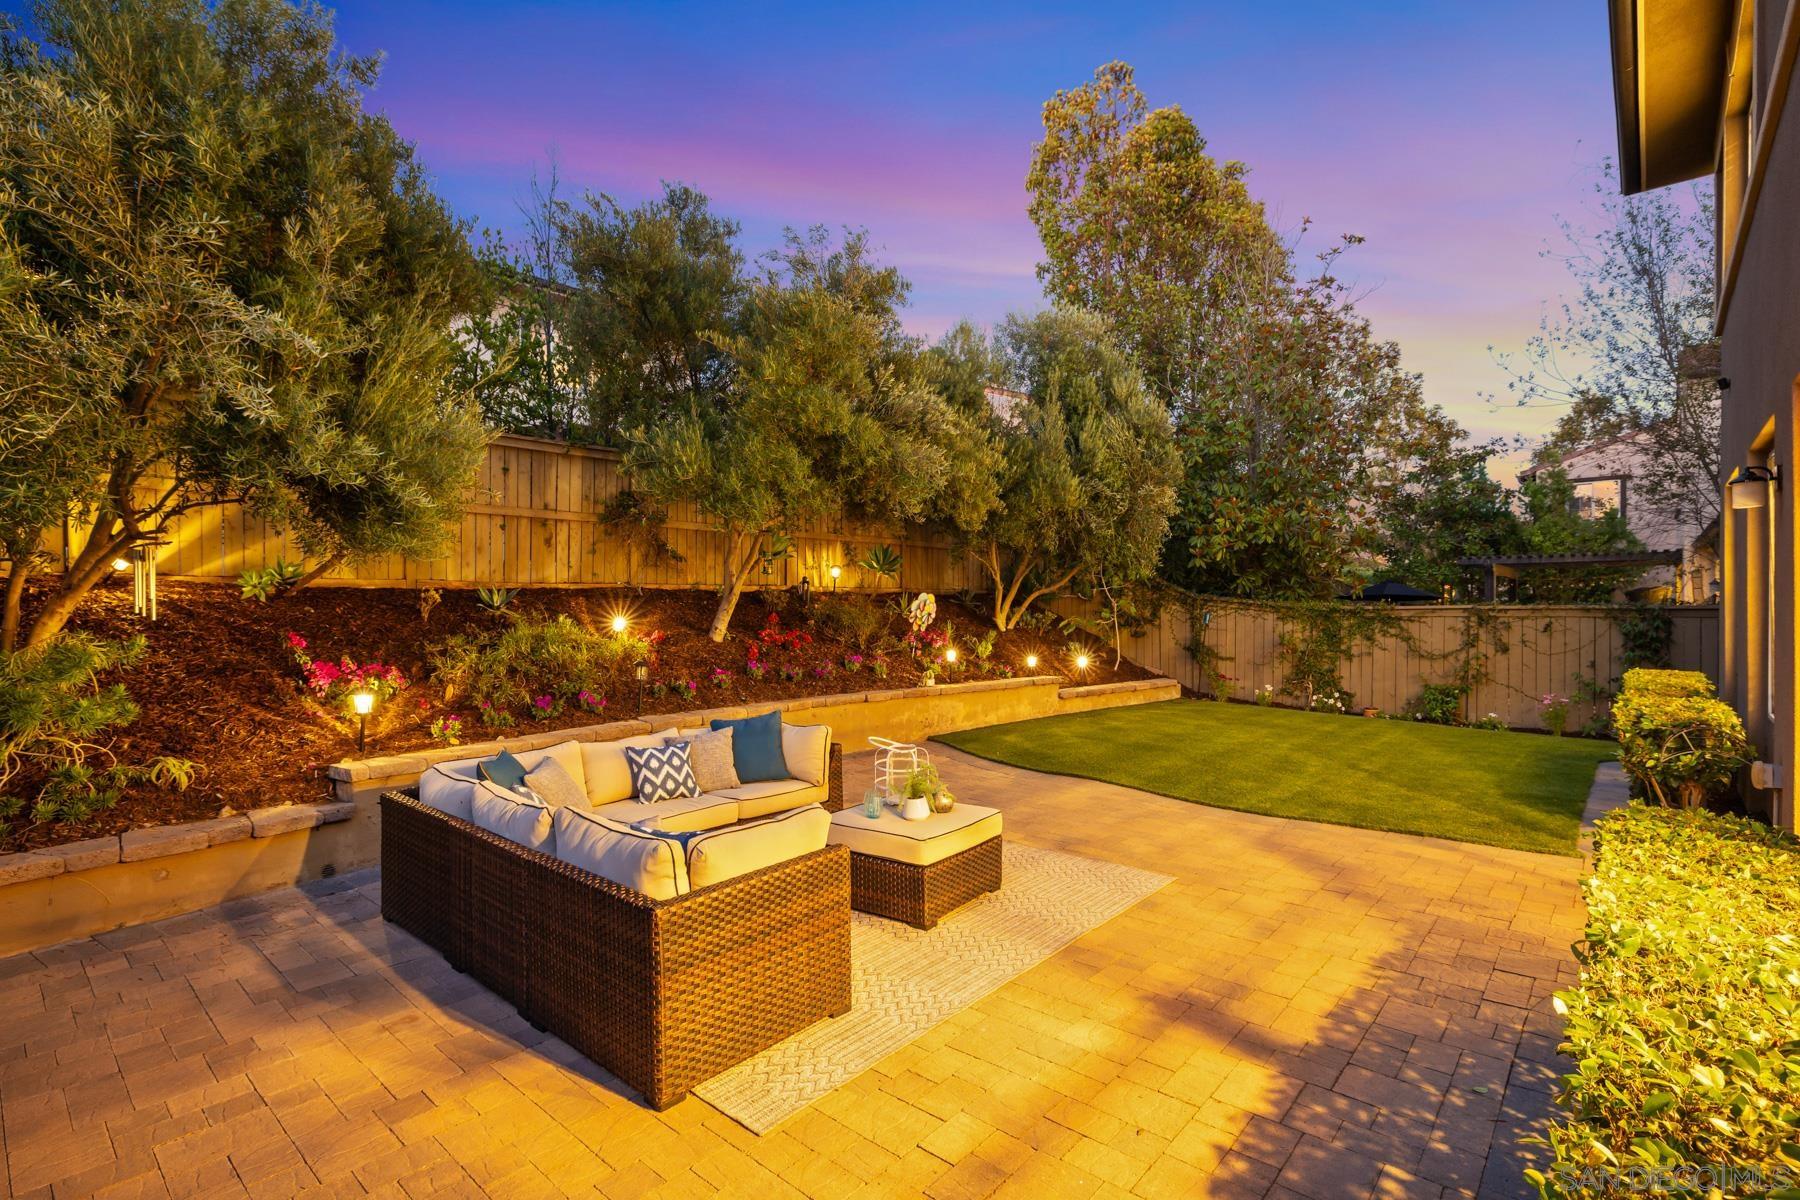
<box><xmin>0</xmin><ymin>747</ymin><xmax>1583</xmax><ymax>1199</ymax></box>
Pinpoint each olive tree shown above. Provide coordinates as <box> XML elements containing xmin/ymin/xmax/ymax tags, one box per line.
<box><xmin>626</xmin><ymin>233</ymin><xmax>995</xmax><ymax>641</ymax></box>
<box><xmin>0</xmin><ymin>0</ymin><xmax>487</xmax><ymax>651</ymax></box>
<box><xmin>970</xmin><ymin>309</ymin><xmax>1178</xmax><ymax>631</ymax></box>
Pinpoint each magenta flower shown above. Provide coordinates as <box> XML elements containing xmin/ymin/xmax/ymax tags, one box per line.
<box><xmin>534</xmin><ymin>695</ymin><xmax>554</xmax><ymax>712</ymax></box>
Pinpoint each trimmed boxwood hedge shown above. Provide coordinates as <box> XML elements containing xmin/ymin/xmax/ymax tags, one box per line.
<box><xmin>1613</xmin><ymin>669</ymin><xmax>1752</xmax><ymax>809</ymax></box>
<box><xmin>1532</xmin><ymin>806</ymin><xmax>1800</xmax><ymax>1198</ymax></box>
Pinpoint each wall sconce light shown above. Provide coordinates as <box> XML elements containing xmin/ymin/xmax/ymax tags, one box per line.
<box><xmin>1728</xmin><ymin>464</ymin><xmax>1779</xmax><ymax>509</ymax></box>
<box><xmin>351</xmin><ymin>690</ymin><xmax>376</xmax><ymax>753</ymax></box>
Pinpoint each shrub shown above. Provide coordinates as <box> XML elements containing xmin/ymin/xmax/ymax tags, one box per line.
<box><xmin>0</xmin><ymin>634</ymin><xmax>194</xmax><ymax>828</ymax></box>
<box><xmin>430</xmin><ymin>615</ymin><xmax>649</xmax><ymax>720</ymax></box>
<box><xmin>1407</xmin><ymin>682</ymin><xmax>1466</xmax><ymax>725</ymax></box>
<box><xmin>285</xmin><ymin>633</ymin><xmax>408</xmax><ymax>711</ymax></box>
<box><xmin>812</xmin><ymin>596</ymin><xmax>893</xmax><ymax>653</ymax></box>
<box><xmin>237</xmin><ymin>559</ymin><xmax>305</xmax><ymax>602</ymax></box>
<box><xmin>1533</xmin><ymin>807</ymin><xmax>1800</xmax><ymax>1198</ymax></box>
<box><xmin>1619</xmin><ymin>668</ymin><xmax>1713</xmax><ymax>700</ymax></box>
<box><xmin>1616</xmin><ymin>695</ymin><xmax>1753</xmax><ymax>808</ymax></box>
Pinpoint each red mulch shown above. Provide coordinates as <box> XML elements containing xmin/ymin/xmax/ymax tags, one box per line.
<box><xmin>3</xmin><ymin>580</ymin><xmax>1151</xmax><ymax>853</ymax></box>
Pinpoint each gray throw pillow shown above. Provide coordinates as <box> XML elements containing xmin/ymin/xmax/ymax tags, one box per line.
<box><xmin>665</xmin><ymin>727</ymin><xmax>740</xmax><ymax>793</ymax></box>
<box><xmin>524</xmin><ymin>759</ymin><xmax>587</xmax><ymax>810</ymax></box>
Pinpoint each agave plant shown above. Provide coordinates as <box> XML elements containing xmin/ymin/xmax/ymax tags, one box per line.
<box><xmin>857</xmin><ymin>544</ymin><xmax>903</xmax><ymax>584</ymax></box>
<box><xmin>474</xmin><ymin>586</ymin><xmax>518</xmax><ymax>613</ymax></box>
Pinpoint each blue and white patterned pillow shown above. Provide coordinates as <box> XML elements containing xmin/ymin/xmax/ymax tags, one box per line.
<box><xmin>625</xmin><ymin>742</ymin><xmax>700</xmax><ymax>804</ymax></box>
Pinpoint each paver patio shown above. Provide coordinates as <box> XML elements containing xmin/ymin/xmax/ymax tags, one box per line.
<box><xmin>0</xmin><ymin>747</ymin><xmax>1582</xmax><ymax>1200</ymax></box>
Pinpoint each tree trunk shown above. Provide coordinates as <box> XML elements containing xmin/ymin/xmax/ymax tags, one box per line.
<box><xmin>1</xmin><ymin>554</ymin><xmax>29</xmax><ymax>656</ymax></box>
<box><xmin>708</xmin><ymin>529</ymin><xmax>763</xmax><ymax>643</ymax></box>
<box><xmin>278</xmin><ymin>553</ymin><xmax>345</xmax><ymax>595</ymax></box>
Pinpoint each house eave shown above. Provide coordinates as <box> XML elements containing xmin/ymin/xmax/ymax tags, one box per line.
<box><xmin>1609</xmin><ymin>0</ymin><xmax>1733</xmax><ymax>195</ymax></box>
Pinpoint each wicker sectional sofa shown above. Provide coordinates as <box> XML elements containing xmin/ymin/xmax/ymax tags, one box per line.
<box><xmin>380</xmin><ymin>727</ymin><xmax>852</xmax><ymax>1109</ymax></box>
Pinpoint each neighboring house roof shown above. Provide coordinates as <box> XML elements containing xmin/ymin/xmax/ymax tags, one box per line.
<box><xmin>1355</xmin><ymin>580</ymin><xmax>1439</xmax><ymax>603</ymax></box>
<box><xmin>1608</xmin><ymin>0</ymin><xmax>1734</xmax><ymax>193</ymax></box>
<box><xmin>1520</xmin><ymin>429</ymin><xmax>1655</xmax><ymax>481</ymax></box>
<box><xmin>983</xmin><ymin>385</ymin><xmax>1028</xmax><ymax>421</ymax></box>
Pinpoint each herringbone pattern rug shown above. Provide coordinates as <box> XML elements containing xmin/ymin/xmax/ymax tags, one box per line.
<box><xmin>692</xmin><ymin>842</ymin><xmax>1172</xmax><ymax>1133</ymax></box>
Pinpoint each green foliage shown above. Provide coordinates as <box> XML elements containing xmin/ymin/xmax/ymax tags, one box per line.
<box><xmin>627</xmin><ymin>230</ymin><xmax>998</xmax><ymax>641</ymax></box>
<box><xmin>1512</xmin><ymin>470</ymin><xmax>1646</xmax><ymax>602</ymax></box>
<box><xmin>0</xmin><ymin>633</ymin><xmax>191</xmax><ymax>827</ymax></box>
<box><xmin>1373</xmin><ymin>438</ymin><xmax>1521</xmax><ymax>593</ymax></box>
<box><xmin>1407</xmin><ymin>683</ymin><xmax>1468</xmax><ymax>726</ymax></box>
<box><xmin>1269</xmin><ymin>601</ymin><xmax>1405</xmax><ymax>711</ymax></box>
<box><xmin>557</xmin><ymin>182</ymin><xmax>746</xmax><ymax>442</ymax></box>
<box><xmin>1617</xmin><ymin>607</ymin><xmax>1675</xmax><ymax>670</ymax></box>
<box><xmin>856</xmin><ymin>545</ymin><xmax>904</xmax><ymax>584</ymax></box>
<box><xmin>970</xmin><ymin>308</ymin><xmax>1178</xmax><ymax>630</ymax></box>
<box><xmin>904</xmin><ymin>763</ymin><xmax>943</xmax><ymax>799</ymax></box>
<box><xmin>1027</xmin><ymin>61</ymin><xmax>1284</xmax><ymax>405</ymax></box>
<box><xmin>474</xmin><ymin>587</ymin><xmax>518</xmax><ymax>613</ymax></box>
<box><xmin>0</xmin><ymin>0</ymin><xmax>487</xmax><ymax>652</ymax></box>
<box><xmin>811</xmin><ymin>596</ymin><xmax>892</xmax><ymax>654</ymax></box>
<box><xmin>237</xmin><ymin>559</ymin><xmax>306</xmax><ymax>603</ymax></box>
<box><xmin>1613</xmin><ymin>669</ymin><xmax>1750</xmax><ymax>808</ymax></box>
<box><xmin>1534</xmin><ymin>807</ymin><xmax>1800</xmax><ymax>1197</ymax></box>
<box><xmin>429</xmin><ymin>614</ymin><xmax>648</xmax><ymax>721</ymax></box>
<box><xmin>598</xmin><ymin>490</ymin><xmax>684</xmax><ymax>568</ymax></box>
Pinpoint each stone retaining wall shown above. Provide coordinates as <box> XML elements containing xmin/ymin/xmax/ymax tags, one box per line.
<box><xmin>0</xmin><ymin>675</ymin><xmax>1178</xmax><ymax>957</ymax></box>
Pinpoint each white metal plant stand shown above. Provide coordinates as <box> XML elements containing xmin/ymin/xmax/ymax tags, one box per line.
<box><xmin>869</xmin><ymin>736</ymin><xmax>930</xmax><ymax>806</ymax></box>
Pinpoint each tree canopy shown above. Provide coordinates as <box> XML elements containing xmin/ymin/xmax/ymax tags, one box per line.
<box><xmin>0</xmin><ymin>0</ymin><xmax>488</xmax><ymax>650</ymax></box>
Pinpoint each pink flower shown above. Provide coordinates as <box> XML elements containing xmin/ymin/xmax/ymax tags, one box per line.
<box><xmin>534</xmin><ymin>695</ymin><xmax>554</xmax><ymax>711</ymax></box>
<box><xmin>285</xmin><ymin>632</ymin><xmax>307</xmax><ymax>651</ymax></box>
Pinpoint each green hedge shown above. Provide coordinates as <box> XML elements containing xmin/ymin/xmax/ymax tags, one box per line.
<box><xmin>1534</xmin><ymin>807</ymin><xmax>1800</xmax><ymax>1198</ymax></box>
<box><xmin>1614</xmin><ymin>670</ymin><xmax>1751</xmax><ymax>808</ymax></box>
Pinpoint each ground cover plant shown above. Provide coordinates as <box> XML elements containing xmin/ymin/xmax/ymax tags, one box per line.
<box><xmin>1532</xmin><ymin>806</ymin><xmax>1800</xmax><ymax>1198</ymax></box>
<box><xmin>0</xmin><ymin>580</ymin><xmax>1143</xmax><ymax>854</ymax></box>
<box><xmin>937</xmin><ymin>698</ymin><xmax>1616</xmax><ymax>854</ymax></box>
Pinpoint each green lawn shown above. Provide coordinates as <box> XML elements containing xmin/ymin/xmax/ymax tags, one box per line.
<box><xmin>935</xmin><ymin>699</ymin><xmax>1617</xmax><ymax>856</ymax></box>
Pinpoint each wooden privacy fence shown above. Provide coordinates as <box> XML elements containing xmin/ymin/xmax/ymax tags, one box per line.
<box><xmin>1049</xmin><ymin>592</ymin><xmax>1721</xmax><ymax>732</ymax></box>
<box><xmin>40</xmin><ymin>434</ymin><xmax>983</xmax><ymax>595</ymax></box>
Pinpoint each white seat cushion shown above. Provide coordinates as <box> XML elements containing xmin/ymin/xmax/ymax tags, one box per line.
<box><xmin>591</xmin><ymin>793</ymin><xmax>739</xmax><ymax>834</ymax></box>
<box><xmin>709</xmin><ymin>778</ymin><xmax>828</xmax><ymax>819</ymax></box>
<box><xmin>828</xmin><ymin>804</ymin><xmax>1002</xmax><ymax>867</ymax></box>
<box><xmin>580</xmin><ymin>733</ymin><xmax>668</xmax><ymax>805</ymax></box>
<box><xmin>685</xmin><ymin>806</ymin><xmax>831</xmax><ymax>890</ymax></box>
<box><xmin>781</xmin><ymin>723</ymin><xmax>831</xmax><ymax>786</ymax></box>
<box><xmin>553</xmin><ymin>807</ymin><xmax>689</xmax><ymax>900</ymax></box>
<box><xmin>470</xmin><ymin>781</ymin><xmax>555</xmax><ymax>853</ymax></box>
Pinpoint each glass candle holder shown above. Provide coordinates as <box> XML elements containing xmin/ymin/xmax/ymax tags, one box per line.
<box><xmin>862</xmin><ymin>788</ymin><xmax>884</xmax><ymax>819</ymax></box>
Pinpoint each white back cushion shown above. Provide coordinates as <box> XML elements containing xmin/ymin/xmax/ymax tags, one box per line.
<box><xmin>686</xmin><ymin>805</ymin><xmax>830</xmax><ymax>890</ymax></box>
<box><xmin>553</xmin><ymin>807</ymin><xmax>689</xmax><ymax>900</ymax></box>
<box><xmin>511</xmin><ymin>740</ymin><xmax>587</xmax><ymax>796</ymax></box>
<box><xmin>580</xmin><ymin>733</ymin><xmax>669</xmax><ymax>805</ymax></box>
<box><xmin>781</xmin><ymin>723</ymin><xmax>831</xmax><ymax>786</ymax></box>
<box><xmin>469</xmin><ymin>780</ymin><xmax>555</xmax><ymax>853</ymax></box>
<box><xmin>418</xmin><ymin>760</ymin><xmax>482</xmax><ymax>821</ymax></box>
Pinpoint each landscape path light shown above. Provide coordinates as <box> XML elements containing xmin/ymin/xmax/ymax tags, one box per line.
<box><xmin>610</xmin><ymin>613</ymin><xmax>630</xmax><ymax>634</ymax></box>
<box><xmin>352</xmin><ymin>689</ymin><xmax>376</xmax><ymax>754</ymax></box>
<box><xmin>1025</xmin><ymin>653</ymin><xmax>1039</xmax><ymax>671</ymax></box>
<box><xmin>829</xmin><ymin>564</ymin><xmax>841</xmax><ymax>591</ymax></box>
<box><xmin>1074</xmin><ymin>651</ymin><xmax>1091</xmax><ymax>673</ymax></box>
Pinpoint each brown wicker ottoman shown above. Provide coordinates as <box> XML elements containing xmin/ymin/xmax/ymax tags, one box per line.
<box><xmin>828</xmin><ymin>804</ymin><xmax>1003</xmax><ymax>929</ymax></box>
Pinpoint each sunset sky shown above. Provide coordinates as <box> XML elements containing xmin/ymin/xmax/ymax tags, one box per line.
<box><xmin>74</xmin><ymin>2</ymin><xmax>1647</xmax><ymax>478</ymax></box>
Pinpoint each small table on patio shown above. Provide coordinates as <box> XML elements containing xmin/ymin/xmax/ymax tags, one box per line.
<box><xmin>827</xmin><ymin>804</ymin><xmax>1003</xmax><ymax>929</ymax></box>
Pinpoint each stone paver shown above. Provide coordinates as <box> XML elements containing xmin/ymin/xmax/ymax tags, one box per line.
<box><xmin>0</xmin><ymin>746</ymin><xmax>1582</xmax><ymax>1199</ymax></box>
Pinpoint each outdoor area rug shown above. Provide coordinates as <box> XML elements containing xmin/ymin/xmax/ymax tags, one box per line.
<box><xmin>692</xmin><ymin>842</ymin><xmax>1172</xmax><ymax>1133</ymax></box>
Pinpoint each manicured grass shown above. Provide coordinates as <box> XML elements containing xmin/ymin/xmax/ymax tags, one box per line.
<box><xmin>935</xmin><ymin>699</ymin><xmax>1617</xmax><ymax>856</ymax></box>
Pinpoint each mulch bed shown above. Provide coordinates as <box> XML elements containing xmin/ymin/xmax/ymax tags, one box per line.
<box><xmin>4</xmin><ymin>580</ymin><xmax>1150</xmax><ymax>853</ymax></box>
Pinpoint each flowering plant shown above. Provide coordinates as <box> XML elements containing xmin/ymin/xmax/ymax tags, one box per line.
<box><xmin>843</xmin><ymin>654</ymin><xmax>864</xmax><ymax>672</ymax></box>
<box><xmin>710</xmin><ymin>667</ymin><xmax>732</xmax><ymax>689</ymax></box>
<box><xmin>429</xmin><ymin>714</ymin><xmax>464</xmax><ymax>746</ymax></box>
<box><xmin>1539</xmin><ymin>692</ymin><xmax>1571</xmax><ymax>737</ymax></box>
<box><xmin>284</xmin><ymin>631</ymin><xmax>407</xmax><ymax>709</ymax></box>
<box><xmin>577</xmin><ymin>690</ymin><xmax>607</xmax><ymax>713</ymax></box>
<box><xmin>1311</xmin><ymin>688</ymin><xmax>1349</xmax><ymax>714</ymax></box>
<box><xmin>675</xmin><ymin>679</ymin><xmax>698</xmax><ymax>700</ymax></box>
<box><xmin>1253</xmin><ymin>683</ymin><xmax>1276</xmax><ymax>707</ymax></box>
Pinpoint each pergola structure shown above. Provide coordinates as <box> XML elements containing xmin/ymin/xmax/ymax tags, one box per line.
<box><xmin>1456</xmin><ymin>551</ymin><xmax>1683</xmax><ymax>601</ymax></box>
